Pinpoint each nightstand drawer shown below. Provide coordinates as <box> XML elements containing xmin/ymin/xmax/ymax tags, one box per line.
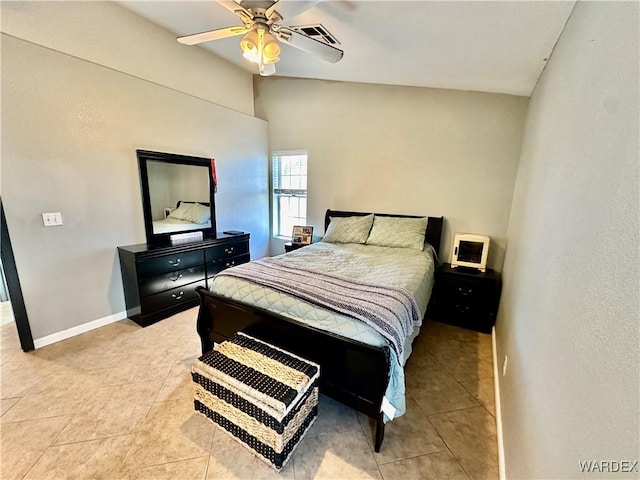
<box><xmin>445</xmin><ymin>298</ymin><xmax>487</xmax><ymax>318</ymax></box>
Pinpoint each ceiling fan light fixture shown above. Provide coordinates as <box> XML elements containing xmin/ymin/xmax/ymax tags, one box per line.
<box><xmin>178</xmin><ymin>2</ymin><xmax>343</xmax><ymax>78</ymax></box>
<box><xmin>240</xmin><ymin>29</ymin><xmax>260</xmax><ymax>61</ymax></box>
<box><xmin>262</xmin><ymin>33</ymin><xmax>280</xmax><ymax>64</ymax></box>
<box><xmin>240</xmin><ymin>25</ymin><xmax>280</xmax><ymax>68</ymax></box>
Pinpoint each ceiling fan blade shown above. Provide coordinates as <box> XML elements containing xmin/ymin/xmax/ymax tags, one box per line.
<box><xmin>217</xmin><ymin>1</ymin><xmax>251</xmax><ymax>16</ymax></box>
<box><xmin>177</xmin><ymin>26</ymin><xmax>250</xmax><ymax>46</ymax></box>
<box><xmin>218</xmin><ymin>0</ymin><xmax>254</xmax><ymax>25</ymax></box>
<box><xmin>274</xmin><ymin>27</ymin><xmax>344</xmax><ymax>63</ymax></box>
<box><xmin>266</xmin><ymin>0</ymin><xmax>322</xmax><ymax>20</ymax></box>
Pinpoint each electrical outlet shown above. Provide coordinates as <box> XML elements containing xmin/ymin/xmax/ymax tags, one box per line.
<box><xmin>502</xmin><ymin>355</ymin><xmax>508</xmax><ymax>376</ymax></box>
<box><xmin>42</xmin><ymin>212</ymin><xmax>63</xmax><ymax>226</ymax></box>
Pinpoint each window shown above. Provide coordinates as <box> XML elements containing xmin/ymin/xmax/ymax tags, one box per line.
<box><xmin>272</xmin><ymin>151</ymin><xmax>307</xmax><ymax>238</ymax></box>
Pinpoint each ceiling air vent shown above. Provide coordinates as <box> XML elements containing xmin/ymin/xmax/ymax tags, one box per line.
<box><xmin>289</xmin><ymin>24</ymin><xmax>340</xmax><ymax>45</ymax></box>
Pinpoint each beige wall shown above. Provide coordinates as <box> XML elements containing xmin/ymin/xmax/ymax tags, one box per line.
<box><xmin>0</xmin><ymin>1</ymin><xmax>254</xmax><ymax>116</ymax></box>
<box><xmin>254</xmin><ymin>77</ymin><xmax>528</xmax><ymax>268</ymax></box>
<box><xmin>1</xmin><ymin>3</ymin><xmax>269</xmax><ymax>341</ymax></box>
<box><xmin>496</xmin><ymin>2</ymin><xmax>639</xmax><ymax>477</ymax></box>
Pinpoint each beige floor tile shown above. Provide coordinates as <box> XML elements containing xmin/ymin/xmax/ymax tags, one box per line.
<box><xmin>360</xmin><ymin>398</ymin><xmax>447</xmax><ymax>465</ymax></box>
<box><xmin>0</xmin><ymin>309</ymin><xmax>498</xmax><ymax>480</ymax></box>
<box><xmin>122</xmin><ymin>456</ymin><xmax>209</xmax><ymax>480</ymax></box>
<box><xmin>378</xmin><ymin>450</ymin><xmax>471</xmax><ymax>480</ymax></box>
<box><xmin>0</xmin><ymin>355</ymin><xmax>64</xmax><ymax>399</ymax></box>
<box><xmin>1</xmin><ymin>368</ymin><xmax>113</xmax><ymax>423</ymax></box>
<box><xmin>429</xmin><ymin>406</ymin><xmax>499</xmax><ymax>480</ymax></box>
<box><xmin>0</xmin><ymin>322</ymin><xmax>22</xmax><ymax>366</ymax></box>
<box><xmin>124</xmin><ymin>399</ymin><xmax>215</xmax><ymax>470</ymax></box>
<box><xmin>54</xmin><ymin>381</ymin><xmax>162</xmax><ymax>444</ymax></box>
<box><xmin>307</xmin><ymin>394</ymin><xmax>362</xmax><ymax>437</ymax></box>
<box><xmin>293</xmin><ymin>429</ymin><xmax>382</xmax><ymax>480</ymax></box>
<box><xmin>37</xmin><ymin>340</ymin><xmax>128</xmax><ymax>371</ymax></box>
<box><xmin>206</xmin><ymin>425</ymin><xmax>296</xmax><ymax>479</ymax></box>
<box><xmin>406</xmin><ymin>359</ymin><xmax>480</xmax><ymax>415</ymax></box>
<box><xmin>0</xmin><ymin>397</ymin><xmax>20</xmax><ymax>416</ymax></box>
<box><xmin>102</xmin><ymin>356</ymin><xmax>175</xmax><ymax>387</ymax></box>
<box><xmin>154</xmin><ymin>355</ymin><xmax>199</xmax><ymax>403</ymax></box>
<box><xmin>0</xmin><ymin>415</ymin><xmax>73</xmax><ymax>480</ymax></box>
<box><xmin>460</xmin><ymin>377</ymin><xmax>496</xmax><ymax>416</ymax></box>
<box><xmin>24</xmin><ymin>434</ymin><xmax>135</xmax><ymax>480</ymax></box>
<box><xmin>440</xmin><ymin>356</ymin><xmax>495</xmax><ymax>383</ymax></box>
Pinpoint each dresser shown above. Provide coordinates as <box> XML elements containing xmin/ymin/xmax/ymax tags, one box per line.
<box><xmin>431</xmin><ymin>263</ymin><xmax>502</xmax><ymax>334</ymax></box>
<box><xmin>118</xmin><ymin>233</ymin><xmax>250</xmax><ymax>327</ymax></box>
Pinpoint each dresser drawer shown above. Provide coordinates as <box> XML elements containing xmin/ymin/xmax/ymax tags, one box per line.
<box><xmin>206</xmin><ymin>253</ymin><xmax>251</xmax><ymax>278</ymax></box>
<box><xmin>139</xmin><ymin>265</ymin><xmax>205</xmax><ymax>297</ymax></box>
<box><xmin>119</xmin><ymin>235</ymin><xmax>250</xmax><ymax>327</ymax></box>
<box><xmin>141</xmin><ymin>280</ymin><xmax>205</xmax><ymax>314</ymax></box>
<box><xmin>205</xmin><ymin>241</ymin><xmax>249</xmax><ymax>263</ymax></box>
<box><xmin>137</xmin><ymin>250</ymin><xmax>204</xmax><ymax>278</ymax></box>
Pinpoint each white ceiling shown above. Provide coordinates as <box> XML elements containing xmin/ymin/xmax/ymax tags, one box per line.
<box><xmin>119</xmin><ymin>0</ymin><xmax>576</xmax><ymax>97</ymax></box>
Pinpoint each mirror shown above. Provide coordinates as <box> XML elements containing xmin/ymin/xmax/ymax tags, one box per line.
<box><xmin>137</xmin><ymin>150</ymin><xmax>216</xmax><ymax>246</ymax></box>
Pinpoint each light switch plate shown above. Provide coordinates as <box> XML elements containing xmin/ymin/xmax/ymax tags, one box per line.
<box><xmin>42</xmin><ymin>212</ymin><xmax>63</xmax><ymax>226</ymax></box>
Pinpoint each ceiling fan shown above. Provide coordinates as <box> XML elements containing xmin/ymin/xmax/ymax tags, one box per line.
<box><xmin>177</xmin><ymin>0</ymin><xmax>344</xmax><ymax>76</ymax></box>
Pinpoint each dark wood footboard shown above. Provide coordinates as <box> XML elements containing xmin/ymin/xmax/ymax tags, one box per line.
<box><xmin>195</xmin><ymin>286</ymin><xmax>390</xmax><ymax>451</ymax></box>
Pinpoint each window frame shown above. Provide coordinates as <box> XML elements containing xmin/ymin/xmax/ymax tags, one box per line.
<box><xmin>271</xmin><ymin>150</ymin><xmax>308</xmax><ymax>239</ymax></box>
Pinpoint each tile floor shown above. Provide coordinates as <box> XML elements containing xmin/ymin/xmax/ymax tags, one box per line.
<box><xmin>0</xmin><ymin>308</ymin><xmax>498</xmax><ymax>479</ymax></box>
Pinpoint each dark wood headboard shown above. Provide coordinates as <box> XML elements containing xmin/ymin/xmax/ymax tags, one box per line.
<box><xmin>324</xmin><ymin>209</ymin><xmax>444</xmax><ymax>257</ymax></box>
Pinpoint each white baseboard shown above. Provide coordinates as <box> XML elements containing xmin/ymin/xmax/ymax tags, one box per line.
<box><xmin>33</xmin><ymin>310</ymin><xmax>128</xmax><ymax>349</ymax></box>
<box><xmin>492</xmin><ymin>326</ymin><xmax>506</xmax><ymax>480</ymax></box>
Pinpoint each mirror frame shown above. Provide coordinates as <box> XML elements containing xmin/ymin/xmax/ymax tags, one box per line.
<box><xmin>137</xmin><ymin>149</ymin><xmax>217</xmax><ymax>246</ymax></box>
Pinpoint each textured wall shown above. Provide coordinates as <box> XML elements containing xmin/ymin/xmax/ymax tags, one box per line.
<box><xmin>0</xmin><ymin>1</ymin><xmax>254</xmax><ymax>115</ymax></box>
<box><xmin>496</xmin><ymin>2</ymin><xmax>640</xmax><ymax>477</ymax></box>
<box><xmin>254</xmin><ymin>77</ymin><xmax>528</xmax><ymax>267</ymax></box>
<box><xmin>1</xmin><ymin>3</ymin><xmax>268</xmax><ymax>341</ymax></box>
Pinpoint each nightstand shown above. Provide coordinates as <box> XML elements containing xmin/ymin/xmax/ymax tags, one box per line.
<box><xmin>284</xmin><ymin>242</ymin><xmax>306</xmax><ymax>253</ymax></box>
<box><xmin>431</xmin><ymin>263</ymin><xmax>502</xmax><ymax>334</ymax></box>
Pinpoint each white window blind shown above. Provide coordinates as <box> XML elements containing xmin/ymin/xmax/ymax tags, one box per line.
<box><xmin>272</xmin><ymin>152</ymin><xmax>308</xmax><ymax>238</ymax></box>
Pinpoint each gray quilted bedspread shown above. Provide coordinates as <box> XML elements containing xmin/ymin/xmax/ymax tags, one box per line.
<box><xmin>209</xmin><ymin>241</ymin><xmax>436</xmax><ymax>419</ymax></box>
<box><xmin>215</xmin><ymin>256</ymin><xmax>421</xmax><ymax>360</ymax></box>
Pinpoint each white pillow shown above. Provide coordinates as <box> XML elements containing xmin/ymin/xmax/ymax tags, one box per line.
<box><xmin>168</xmin><ymin>202</ymin><xmax>210</xmax><ymax>224</ymax></box>
<box><xmin>365</xmin><ymin>216</ymin><xmax>428</xmax><ymax>250</ymax></box>
<box><xmin>322</xmin><ymin>214</ymin><xmax>374</xmax><ymax>244</ymax></box>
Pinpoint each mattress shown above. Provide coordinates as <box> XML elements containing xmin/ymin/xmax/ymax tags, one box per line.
<box><xmin>209</xmin><ymin>241</ymin><xmax>436</xmax><ymax>419</ymax></box>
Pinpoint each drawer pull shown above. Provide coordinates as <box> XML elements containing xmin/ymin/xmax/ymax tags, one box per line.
<box><xmin>168</xmin><ymin>258</ymin><xmax>181</xmax><ymax>267</ymax></box>
<box><xmin>171</xmin><ymin>291</ymin><xmax>185</xmax><ymax>300</ymax></box>
<box><xmin>224</xmin><ymin>247</ymin><xmax>235</xmax><ymax>254</ymax></box>
<box><xmin>457</xmin><ymin>287</ymin><xmax>473</xmax><ymax>295</ymax></box>
<box><xmin>225</xmin><ymin>261</ymin><xmax>236</xmax><ymax>268</ymax></box>
<box><xmin>170</xmin><ymin>274</ymin><xmax>183</xmax><ymax>282</ymax></box>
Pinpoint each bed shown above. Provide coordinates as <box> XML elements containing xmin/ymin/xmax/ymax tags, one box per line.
<box><xmin>195</xmin><ymin>209</ymin><xmax>443</xmax><ymax>452</ymax></box>
<box><xmin>152</xmin><ymin>201</ymin><xmax>211</xmax><ymax>234</ymax></box>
